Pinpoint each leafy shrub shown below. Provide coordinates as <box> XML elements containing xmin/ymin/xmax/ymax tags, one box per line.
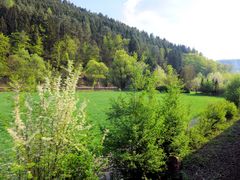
<box><xmin>224</xmin><ymin>101</ymin><xmax>238</xmax><ymax>120</ymax></box>
<box><xmin>225</xmin><ymin>77</ymin><xmax>240</xmax><ymax>107</ymax></box>
<box><xmin>203</xmin><ymin>101</ymin><xmax>237</xmax><ymax>127</ymax></box>
<box><xmin>105</xmin><ymin>92</ymin><xmax>166</xmax><ymax>179</ymax></box>
<box><xmin>6</xmin><ymin>62</ymin><xmax>103</xmax><ymax>179</ymax></box>
<box><xmin>161</xmin><ymin>85</ymin><xmax>189</xmax><ymax>158</ymax></box>
<box><xmin>105</xmin><ymin>68</ymin><xmax>190</xmax><ymax>178</ymax></box>
<box><xmin>189</xmin><ymin>127</ymin><xmax>208</xmax><ymax>150</ymax></box>
<box><xmin>189</xmin><ymin>100</ymin><xmax>238</xmax><ymax>149</ymax></box>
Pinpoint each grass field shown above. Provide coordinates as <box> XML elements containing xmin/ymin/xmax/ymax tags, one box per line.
<box><xmin>0</xmin><ymin>91</ymin><xmax>224</xmax><ymax>166</ymax></box>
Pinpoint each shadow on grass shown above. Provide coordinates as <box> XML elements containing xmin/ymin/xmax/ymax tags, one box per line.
<box><xmin>182</xmin><ymin>120</ymin><xmax>240</xmax><ymax>180</ymax></box>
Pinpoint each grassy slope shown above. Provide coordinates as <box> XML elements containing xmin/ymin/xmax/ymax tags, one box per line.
<box><xmin>0</xmin><ymin>91</ymin><xmax>224</xmax><ymax>164</ymax></box>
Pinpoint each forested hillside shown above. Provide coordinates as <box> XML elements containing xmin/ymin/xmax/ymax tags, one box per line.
<box><xmin>0</xmin><ymin>0</ymin><xmax>229</xmax><ymax>90</ymax></box>
<box><xmin>0</xmin><ymin>0</ymin><xmax>194</xmax><ymax>68</ymax></box>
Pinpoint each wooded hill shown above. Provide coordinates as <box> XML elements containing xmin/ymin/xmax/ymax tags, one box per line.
<box><xmin>0</xmin><ymin>0</ymin><xmax>229</xmax><ymax>91</ymax></box>
<box><xmin>0</xmin><ymin>0</ymin><xmax>196</xmax><ymax>69</ymax></box>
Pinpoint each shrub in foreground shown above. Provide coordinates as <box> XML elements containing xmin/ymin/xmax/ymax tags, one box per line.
<box><xmin>105</xmin><ymin>67</ymin><xmax>190</xmax><ymax>179</ymax></box>
<box><xmin>105</xmin><ymin>91</ymin><xmax>166</xmax><ymax>179</ymax></box>
<box><xmin>189</xmin><ymin>100</ymin><xmax>238</xmax><ymax>149</ymax></box>
<box><xmin>6</xmin><ymin>62</ymin><xmax>103</xmax><ymax>179</ymax></box>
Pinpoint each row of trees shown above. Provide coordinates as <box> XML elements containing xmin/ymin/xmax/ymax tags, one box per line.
<box><xmin>1</xmin><ymin>31</ymin><xmax>229</xmax><ymax>92</ymax></box>
<box><xmin>180</xmin><ymin>53</ymin><xmax>232</xmax><ymax>94</ymax></box>
<box><xmin>0</xmin><ymin>32</ymin><xmax>47</xmax><ymax>90</ymax></box>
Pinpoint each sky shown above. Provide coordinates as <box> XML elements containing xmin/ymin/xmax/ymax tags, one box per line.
<box><xmin>69</xmin><ymin>0</ymin><xmax>240</xmax><ymax>60</ymax></box>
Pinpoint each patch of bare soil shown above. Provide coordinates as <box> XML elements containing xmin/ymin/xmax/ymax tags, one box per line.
<box><xmin>183</xmin><ymin>120</ymin><xmax>240</xmax><ymax>180</ymax></box>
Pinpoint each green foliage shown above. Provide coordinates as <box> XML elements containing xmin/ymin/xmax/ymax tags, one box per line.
<box><xmin>198</xmin><ymin>72</ymin><xmax>224</xmax><ymax>95</ymax></box>
<box><xmin>224</xmin><ymin>101</ymin><xmax>238</xmax><ymax>120</ymax></box>
<box><xmin>225</xmin><ymin>76</ymin><xmax>240</xmax><ymax>107</ymax></box>
<box><xmin>6</xmin><ymin>62</ymin><xmax>102</xmax><ymax>179</ymax></box>
<box><xmin>106</xmin><ymin>71</ymin><xmax>189</xmax><ymax>178</ymax></box>
<box><xmin>189</xmin><ymin>100</ymin><xmax>238</xmax><ymax>149</ymax></box>
<box><xmin>0</xmin><ymin>33</ymin><xmax>10</xmax><ymax>77</ymax></box>
<box><xmin>181</xmin><ymin>64</ymin><xmax>196</xmax><ymax>90</ymax></box>
<box><xmin>110</xmin><ymin>49</ymin><xmax>136</xmax><ymax>89</ymax></box>
<box><xmin>7</xmin><ymin>49</ymin><xmax>47</xmax><ymax>91</ymax></box>
<box><xmin>161</xmin><ymin>69</ymin><xmax>189</xmax><ymax>157</ymax></box>
<box><xmin>183</xmin><ymin>53</ymin><xmax>219</xmax><ymax>76</ymax></box>
<box><xmin>0</xmin><ymin>0</ymin><xmax>198</xmax><ymax>73</ymax></box>
<box><xmin>155</xmin><ymin>65</ymin><xmax>183</xmax><ymax>92</ymax></box>
<box><xmin>167</xmin><ymin>49</ymin><xmax>183</xmax><ymax>73</ymax></box>
<box><xmin>182</xmin><ymin>53</ymin><xmax>230</xmax><ymax>93</ymax></box>
<box><xmin>80</xmin><ymin>42</ymin><xmax>100</xmax><ymax>66</ymax></box>
<box><xmin>190</xmin><ymin>73</ymin><xmax>203</xmax><ymax>92</ymax></box>
<box><xmin>0</xmin><ymin>0</ymin><xmax>14</xmax><ymax>8</ymax></box>
<box><xmin>85</xmin><ymin>59</ymin><xmax>109</xmax><ymax>86</ymax></box>
<box><xmin>200</xmin><ymin>78</ymin><xmax>214</xmax><ymax>94</ymax></box>
<box><xmin>153</xmin><ymin>66</ymin><xmax>167</xmax><ymax>91</ymax></box>
<box><xmin>30</xmin><ymin>32</ymin><xmax>44</xmax><ymax>56</ymax></box>
<box><xmin>102</xmin><ymin>33</ymin><xmax>129</xmax><ymax>63</ymax></box>
<box><xmin>52</xmin><ymin>36</ymin><xmax>80</xmax><ymax>68</ymax></box>
<box><xmin>105</xmin><ymin>91</ymin><xmax>166</xmax><ymax>179</ymax></box>
<box><xmin>10</xmin><ymin>32</ymin><xmax>31</xmax><ymax>54</ymax></box>
<box><xmin>130</xmin><ymin>61</ymin><xmax>149</xmax><ymax>90</ymax></box>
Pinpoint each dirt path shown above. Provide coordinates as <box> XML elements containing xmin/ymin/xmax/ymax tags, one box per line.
<box><xmin>183</xmin><ymin>120</ymin><xmax>240</xmax><ymax>180</ymax></box>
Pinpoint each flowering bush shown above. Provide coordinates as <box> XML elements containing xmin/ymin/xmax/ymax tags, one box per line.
<box><xmin>7</xmin><ymin>61</ymin><xmax>103</xmax><ymax>179</ymax></box>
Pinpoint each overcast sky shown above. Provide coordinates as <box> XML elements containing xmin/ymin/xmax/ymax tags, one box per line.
<box><xmin>69</xmin><ymin>0</ymin><xmax>240</xmax><ymax>60</ymax></box>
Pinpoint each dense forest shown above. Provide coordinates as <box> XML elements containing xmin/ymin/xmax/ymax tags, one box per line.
<box><xmin>0</xmin><ymin>0</ymin><xmax>230</xmax><ymax>91</ymax></box>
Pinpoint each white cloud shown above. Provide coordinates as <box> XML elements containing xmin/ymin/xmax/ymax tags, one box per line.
<box><xmin>122</xmin><ymin>0</ymin><xmax>240</xmax><ymax>59</ymax></box>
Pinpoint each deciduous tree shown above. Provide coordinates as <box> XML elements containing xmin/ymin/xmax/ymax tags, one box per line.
<box><xmin>85</xmin><ymin>59</ymin><xmax>108</xmax><ymax>87</ymax></box>
<box><xmin>110</xmin><ymin>49</ymin><xmax>136</xmax><ymax>89</ymax></box>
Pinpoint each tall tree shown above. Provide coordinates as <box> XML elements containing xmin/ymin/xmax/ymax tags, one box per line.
<box><xmin>85</xmin><ymin>59</ymin><xmax>108</xmax><ymax>87</ymax></box>
<box><xmin>80</xmin><ymin>41</ymin><xmax>100</xmax><ymax>67</ymax></box>
<box><xmin>167</xmin><ymin>49</ymin><xmax>183</xmax><ymax>73</ymax></box>
<box><xmin>0</xmin><ymin>33</ymin><xmax>10</xmax><ymax>78</ymax></box>
<box><xmin>161</xmin><ymin>66</ymin><xmax>189</xmax><ymax>157</ymax></box>
<box><xmin>10</xmin><ymin>31</ymin><xmax>30</xmax><ymax>54</ymax></box>
<box><xmin>102</xmin><ymin>33</ymin><xmax>129</xmax><ymax>65</ymax></box>
<box><xmin>110</xmin><ymin>49</ymin><xmax>136</xmax><ymax>89</ymax></box>
<box><xmin>52</xmin><ymin>36</ymin><xmax>79</xmax><ymax>68</ymax></box>
<box><xmin>7</xmin><ymin>49</ymin><xmax>46</xmax><ymax>90</ymax></box>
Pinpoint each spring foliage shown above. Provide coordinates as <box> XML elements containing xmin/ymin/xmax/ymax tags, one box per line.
<box><xmin>7</xmin><ymin>62</ymin><xmax>102</xmax><ymax>179</ymax></box>
<box><xmin>85</xmin><ymin>59</ymin><xmax>109</xmax><ymax>87</ymax></box>
<box><xmin>105</xmin><ymin>66</ymin><xmax>189</xmax><ymax>179</ymax></box>
<box><xmin>189</xmin><ymin>100</ymin><xmax>238</xmax><ymax>149</ymax></box>
<box><xmin>225</xmin><ymin>76</ymin><xmax>240</xmax><ymax>107</ymax></box>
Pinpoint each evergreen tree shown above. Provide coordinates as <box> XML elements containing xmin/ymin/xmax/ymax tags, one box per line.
<box><xmin>167</xmin><ymin>49</ymin><xmax>183</xmax><ymax>73</ymax></box>
<box><xmin>0</xmin><ymin>33</ymin><xmax>10</xmax><ymax>77</ymax></box>
<box><xmin>10</xmin><ymin>31</ymin><xmax>30</xmax><ymax>54</ymax></box>
<box><xmin>52</xmin><ymin>36</ymin><xmax>79</xmax><ymax>68</ymax></box>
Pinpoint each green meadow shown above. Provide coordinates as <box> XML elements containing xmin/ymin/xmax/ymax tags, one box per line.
<box><xmin>0</xmin><ymin>91</ymin><xmax>224</xmax><ymax>162</ymax></box>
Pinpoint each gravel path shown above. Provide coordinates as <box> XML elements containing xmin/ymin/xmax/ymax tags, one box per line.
<box><xmin>183</xmin><ymin>120</ymin><xmax>240</xmax><ymax>180</ymax></box>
